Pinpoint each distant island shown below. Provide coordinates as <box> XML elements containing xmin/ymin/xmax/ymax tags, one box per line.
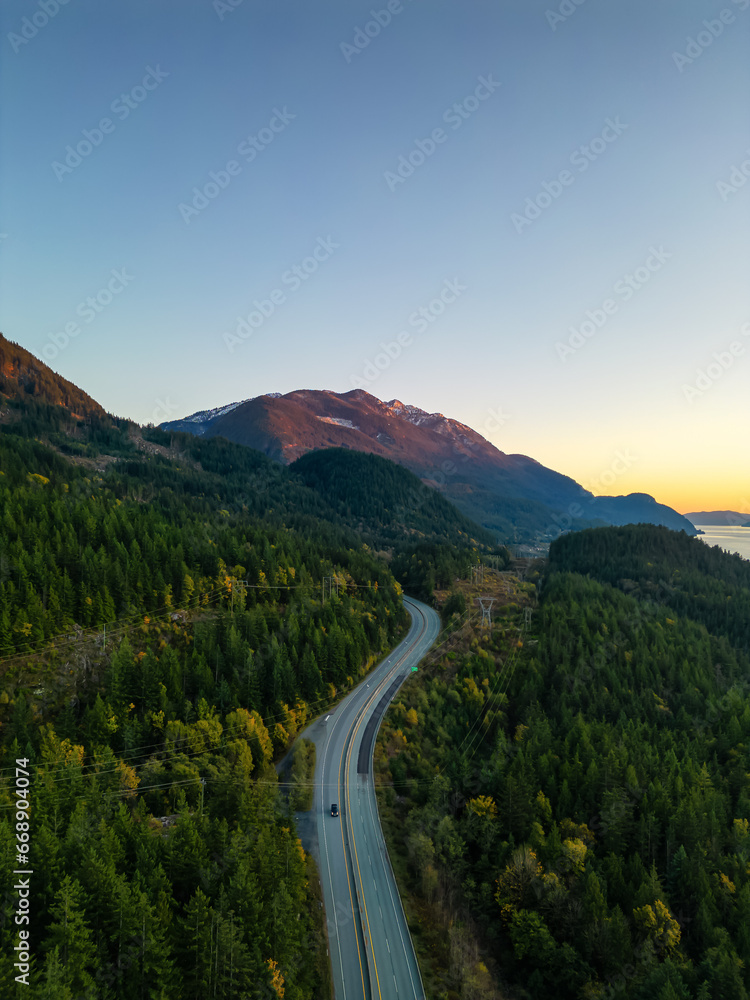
<box><xmin>684</xmin><ymin>509</ymin><xmax>750</xmax><ymax>527</ymax></box>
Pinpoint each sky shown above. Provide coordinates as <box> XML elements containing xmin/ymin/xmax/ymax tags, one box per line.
<box><xmin>1</xmin><ymin>0</ymin><xmax>748</xmax><ymax>515</ymax></box>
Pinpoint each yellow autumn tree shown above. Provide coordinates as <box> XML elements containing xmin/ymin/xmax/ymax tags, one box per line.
<box><xmin>267</xmin><ymin>958</ymin><xmax>285</xmax><ymax>998</ymax></box>
<box><xmin>271</xmin><ymin>722</ymin><xmax>290</xmax><ymax>754</ymax></box>
<box><xmin>467</xmin><ymin>795</ymin><xmax>498</xmax><ymax>819</ymax></box>
<box><xmin>633</xmin><ymin>899</ymin><xmax>681</xmax><ymax>955</ymax></box>
<box><xmin>561</xmin><ymin>838</ymin><xmax>588</xmax><ymax>876</ymax></box>
<box><xmin>39</xmin><ymin>724</ymin><xmax>85</xmax><ymax>769</ymax></box>
<box><xmin>116</xmin><ymin>760</ymin><xmax>140</xmax><ymax>799</ymax></box>
<box><xmin>225</xmin><ymin>707</ymin><xmax>273</xmax><ymax>768</ymax></box>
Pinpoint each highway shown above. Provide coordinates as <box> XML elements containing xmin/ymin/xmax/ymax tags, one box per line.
<box><xmin>295</xmin><ymin>596</ymin><xmax>441</xmax><ymax>1000</ymax></box>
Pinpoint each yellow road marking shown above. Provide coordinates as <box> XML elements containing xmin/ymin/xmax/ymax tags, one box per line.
<box><xmin>337</xmin><ymin>727</ymin><xmax>368</xmax><ymax>998</ymax></box>
<box><xmin>344</xmin><ymin>604</ymin><xmax>427</xmax><ymax>1000</ymax></box>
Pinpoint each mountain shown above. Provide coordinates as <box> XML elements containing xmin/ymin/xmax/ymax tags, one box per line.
<box><xmin>0</xmin><ymin>337</ymin><xmax>498</xmax><ymax>607</ymax></box>
<box><xmin>0</xmin><ymin>332</ymin><xmax>105</xmax><ymax>418</ymax></box>
<box><xmin>684</xmin><ymin>509</ymin><xmax>750</xmax><ymax>527</ymax></box>
<box><xmin>162</xmin><ymin>388</ymin><xmax>698</xmax><ymax>541</ymax></box>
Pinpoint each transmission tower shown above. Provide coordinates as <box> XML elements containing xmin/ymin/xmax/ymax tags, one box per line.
<box><xmin>476</xmin><ymin>596</ymin><xmax>495</xmax><ymax>627</ymax></box>
<box><xmin>471</xmin><ymin>564</ymin><xmax>484</xmax><ymax>586</ymax></box>
<box><xmin>322</xmin><ymin>575</ymin><xmax>339</xmax><ymax>602</ymax></box>
<box><xmin>230</xmin><ymin>579</ymin><xmax>247</xmax><ymax>612</ymax></box>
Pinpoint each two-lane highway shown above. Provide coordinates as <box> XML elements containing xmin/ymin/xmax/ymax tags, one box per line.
<box><xmin>297</xmin><ymin>596</ymin><xmax>440</xmax><ymax>1000</ymax></box>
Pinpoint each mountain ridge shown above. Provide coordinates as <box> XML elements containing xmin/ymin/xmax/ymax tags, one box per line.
<box><xmin>0</xmin><ymin>332</ymin><xmax>105</xmax><ymax>418</ymax></box>
<box><xmin>0</xmin><ymin>335</ymin><xmax>499</xmax><ymax>597</ymax></box>
<box><xmin>684</xmin><ymin>509</ymin><xmax>750</xmax><ymax>527</ymax></box>
<box><xmin>163</xmin><ymin>387</ymin><xmax>698</xmax><ymax>541</ymax></box>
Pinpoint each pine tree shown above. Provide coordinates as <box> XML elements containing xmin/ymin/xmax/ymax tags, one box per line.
<box><xmin>44</xmin><ymin>876</ymin><xmax>97</xmax><ymax>996</ymax></box>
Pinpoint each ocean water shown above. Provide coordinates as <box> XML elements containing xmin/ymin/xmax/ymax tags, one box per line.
<box><xmin>694</xmin><ymin>525</ymin><xmax>750</xmax><ymax>561</ymax></box>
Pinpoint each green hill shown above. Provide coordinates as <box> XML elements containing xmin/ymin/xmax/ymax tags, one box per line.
<box><xmin>376</xmin><ymin>524</ymin><xmax>750</xmax><ymax>998</ymax></box>
<box><xmin>548</xmin><ymin>523</ymin><xmax>750</xmax><ymax>651</ymax></box>
<box><xmin>292</xmin><ymin>446</ymin><xmax>502</xmax><ymax>545</ymax></box>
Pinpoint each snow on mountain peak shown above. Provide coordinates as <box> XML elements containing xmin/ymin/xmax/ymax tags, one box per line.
<box><xmin>184</xmin><ymin>399</ymin><xmax>248</xmax><ymax>423</ymax></box>
<box><xmin>385</xmin><ymin>398</ymin><xmax>447</xmax><ymax>426</ymax></box>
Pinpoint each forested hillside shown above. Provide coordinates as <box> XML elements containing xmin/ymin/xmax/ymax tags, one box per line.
<box><xmin>377</xmin><ymin>527</ymin><xmax>750</xmax><ymax>998</ymax></box>
<box><xmin>0</xmin><ymin>396</ymin><xmax>497</xmax><ymax>660</ymax></box>
<box><xmin>291</xmin><ymin>447</ymin><xmax>498</xmax><ymax>549</ymax></box>
<box><xmin>0</xmin><ymin>345</ymin><xmax>494</xmax><ymax>998</ymax></box>
<box><xmin>0</xmin><ymin>423</ymin><xmax>406</xmax><ymax>997</ymax></box>
<box><xmin>291</xmin><ymin>448</ymin><xmax>510</xmax><ymax>599</ymax></box>
<box><xmin>548</xmin><ymin>523</ymin><xmax>750</xmax><ymax>652</ymax></box>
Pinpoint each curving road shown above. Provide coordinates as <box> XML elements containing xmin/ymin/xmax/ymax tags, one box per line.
<box><xmin>295</xmin><ymin>596</ymin><xmax>440</xmax><ymax>1000</ymax></box>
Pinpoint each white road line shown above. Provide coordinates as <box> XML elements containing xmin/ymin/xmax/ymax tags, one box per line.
<box><xmin>364</xmin><ymin>663</ymin><xmax>422</xmax><ymax>1000</ymax></box>
<box><xmin>320</xmin><ymin>714</ymin><xmax>347</xmax><ymax>998</ymax></box>
<box><xmin>315</xmin><ymin>598</ymin><xmax>433</xmax><ymax>1000</ymax></box>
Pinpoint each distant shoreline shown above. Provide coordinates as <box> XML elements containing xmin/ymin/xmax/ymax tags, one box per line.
<box><xmin>694</xmin><ymin>525</ymin><xmax>750</xmax><ymax>561</ymax></box>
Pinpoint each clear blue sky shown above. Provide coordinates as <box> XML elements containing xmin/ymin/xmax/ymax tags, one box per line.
<box><xmin>1</xmin><ymin>0</ymin><xmax>748</xmax><ymax>512</ymax></box>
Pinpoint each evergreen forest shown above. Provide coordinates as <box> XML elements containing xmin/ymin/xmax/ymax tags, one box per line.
<box><xmin>376</xmin><ymin>524</ymin><xmax>750</xmax><ymax>998</ymax></box>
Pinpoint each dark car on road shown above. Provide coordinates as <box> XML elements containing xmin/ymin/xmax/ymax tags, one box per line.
<box><xmin>331</xmin><ymin>803</ymin><xmax>339</xmax><ymax>817</ymax></box>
